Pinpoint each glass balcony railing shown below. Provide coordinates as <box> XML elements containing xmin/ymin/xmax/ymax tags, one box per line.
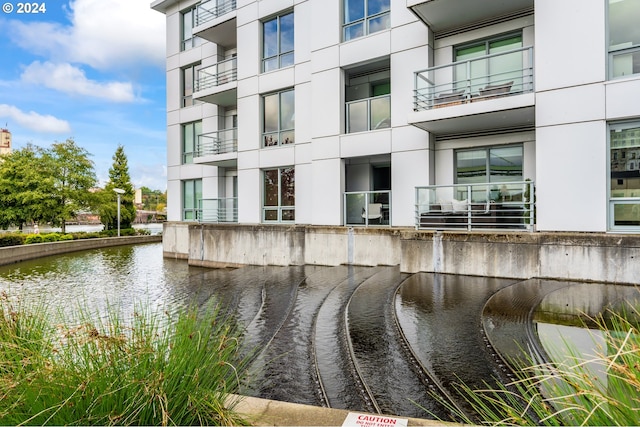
<box><xmin>414</xmin><ymin>46</ymin><xmax>534</xmax><ymax>111</ymax></box>
<box><xmin>198</xmin><ymin>198</ymin><xmax>238</xmax><ymax>223</ymax></box>
<box><xmin>415</xmin><ymin>180</ymin><xmax>535</xmax><ymax>230</ymax></box>
<box><xmin>610</xmin><ymin>45</ymin><xmax>640</xmax><ymax>78</ymax></box>
<box><xmin>195</xmin><ymin>57</ymin><xmax>237</xmax><ymax>92</ymax></box>
<box><xmin>344</xmin><ymin>191</ymin><xmax>391</xmax><ymax>226</ymax></box>
<box><xmin>346</xmin><ymin>94</ymin><xmax>391</xmax><ymax>133</ymax></box>
<box><xmin>196</xmin><ymin>128</ymin><xmax>237</xmax><ymax>157</ymax></box>
<box><xmin>196</xmin><ymin>0</ymin><xmax>236</xmax><ymax>26</ymax></box>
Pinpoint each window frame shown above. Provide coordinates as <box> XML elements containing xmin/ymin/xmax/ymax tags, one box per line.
<box><xmin>262</xmin><ymin>11</ymin><xmax>295</xmax><ymax>72</ymax></box>
<box><xmin>181</xmin><ymin>6</ymin><xmax>203</xmax><ymax>51</ymax></box>
<box><xmin>608</xmin><ymin>120</ymin><xmax>640</xmax><ymax>231</ymax></box>
<box><xmin>343</xmin><ymin>0</ymin><xmax>390</xmax><ymax>42</ymax></box>
<box><xmin>262</xmin><ymin>88</ymin><xmax>295</xmax><ymax>147</ymax></box>
<box><xmin>182</xmin><ymin>121</ymin><xmax>202</xmax><ymax>164</ymax></box>
<box><xmin>262</xmin><ymin>167</ymin><xmax>295</xmax><ymax>223</ymax></box>
<box><xmin>607</xmin><ymin>0</ymin><xmax>640</xmax><ymax>79</ymax></box>
<box><xmin>182</xmin><ymin>63</ymin><xmax>202</xmax><ymax>107</ymax></box>
<box><xmin>182</xmin><ymin>179</ymin><xmax>202</xmax><ymax>221</ymax></box>
<box><xmin>454</xmin><ymin>144</ymin><xmax>524</xmax><ymax>184</ymax></box>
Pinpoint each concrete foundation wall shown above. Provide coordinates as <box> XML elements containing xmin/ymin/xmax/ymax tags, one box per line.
<box><xmin>163</xmin><ymin>222</ymin><xmax>640</xmax><ymax>285</ymax></box>
<box><xmin>0</xmin><ymin>235</ymin><xmax>162</xmax><ymax>267</ymax></box>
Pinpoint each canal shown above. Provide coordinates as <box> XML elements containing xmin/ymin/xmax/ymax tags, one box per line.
<box><xmin>0</xmin><ymin>242</ymin><xmax>637</xmax><ymax>420</ymax></box>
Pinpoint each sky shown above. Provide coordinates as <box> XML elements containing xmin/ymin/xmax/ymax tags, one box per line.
<box><xmin>0</xmin><ymin>0</ymin><xmax>168</xmax><ymax>191</ymax></box>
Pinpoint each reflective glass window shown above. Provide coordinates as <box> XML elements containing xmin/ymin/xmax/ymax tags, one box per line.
<box><xmin>263</xmin><ymin>12</ymin><xmax>294</xmax><ymax>72</ymax></box>
<box><xmin>343</xmin><ymin>0</ymin><xmax>390</xmax><ymax>41</ymax></box>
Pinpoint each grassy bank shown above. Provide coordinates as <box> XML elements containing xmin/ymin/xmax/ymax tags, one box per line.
<box><xmin>0</xmin><ymin>295</ymin><xmax>250</xmax><ymax>426</ymax></box>
<box><xmin>444</xmin><ymin>303</ymin><xmax>640</xmax><ymax>426</ymax></box>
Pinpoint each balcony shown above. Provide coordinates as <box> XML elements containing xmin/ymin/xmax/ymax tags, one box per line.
<box><xmin>193</xmin><ymin>0</ymin><xmax>237</xmax><ymax>48</ymax></box>
<box><xmin>415</xmin><ymin>181</ymin><xmax>535</xmax><ymax>231</ymax></box>
<box><xmin>346</xmin><ymin>95</ymin><xmax>391</xmax><ymax>133</ymax></box>
<box><xmin>194</xmin><ymin>129</ymin><xmax>238</xmax><ymax>167</ymax></box>
<box><xmin>408</xmin><ymin>46</ymin><xmax>535</xmax><ymax>136</ymax></box>
<box><xmin>344</xmin><ymin>191</ymin><xmax>391</xmax><ymax>226</ymax></box>
<box><xmin>198</xmin><ymin>198</ymin><xmax>238</xmax><ymax>223</ymax></box>
<box><xmin>193</xmin><ymin>57</ymin><xmax>237</xmax><ymax>107</ymax></box>
<box><xmin>407</xmin><ymin>0</ymin><xmax>533</xmax><ymax>34</ymax></box>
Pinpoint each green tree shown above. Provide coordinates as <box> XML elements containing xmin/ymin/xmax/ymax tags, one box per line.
<box><xmin>42</xmin><ymin>139</ymin><xmax>97</xmax><ymax>233</ymax></box>
<box><xmin>100</xmin><ymin>145</ymin><xmax>136</xmax><ymax>230</ymax></box>
<box><xmin>0</xmin><ymin>145</ymin><xmax>50</xmax><ymax>229</ymax></box>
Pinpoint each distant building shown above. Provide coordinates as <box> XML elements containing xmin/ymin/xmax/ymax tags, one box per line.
<box><xmin>0</xmin><ymin>128</ymin><xmax>10</xmax><ymax>156</ymax></box>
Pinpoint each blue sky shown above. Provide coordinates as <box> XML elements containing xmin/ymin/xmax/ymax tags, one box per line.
<box><xmin>0</xmin><ymin>0</ymin><xmax>167</xmax><ymax>190</ymax></box>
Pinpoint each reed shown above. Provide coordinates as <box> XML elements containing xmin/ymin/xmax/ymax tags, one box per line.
<box><xmin>0</xmin><ymin>294</ymin><xmax>251</xmax><ymax>426</ymax></box>
<box><xmin>441</xmin><ymin>303</ymin><xmax>640</xmax><ymax>426</ymax></box>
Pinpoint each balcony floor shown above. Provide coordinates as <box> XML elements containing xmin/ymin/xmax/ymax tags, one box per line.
<box><xmin>408</xmin><ymin>92</ymin><xmax>535</xmax><ymax>136</ymax></box>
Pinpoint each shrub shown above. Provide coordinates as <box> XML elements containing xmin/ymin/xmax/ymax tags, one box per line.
<box><xmin>0</xmin><ymin>233</ymin><xmax>25</xmax><ymax>247</ymax></box>
<box><xmin>0</xmin><ymin>299</ymin><xmax>251</xmax><ymax>426</ymax></box>
<box><xmin>440</xmin><ymin>302</ymin><xmax>640</xmax><ymax>426</ymax></box>
<box><xmin>24</xmin><ymin>234</ymin><xmax>43</xmax><ymax>244</ymax></box>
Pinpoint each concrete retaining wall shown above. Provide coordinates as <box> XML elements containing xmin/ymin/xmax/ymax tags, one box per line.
<box><xmin>0</xmin><ymin>235</ymin><xmax>162</xmax><ymax>266</ymax></box>
<box><xmin>162</xmin><ymin>222</ymin><xmax>640</xmax><ymax>285</ymax></box>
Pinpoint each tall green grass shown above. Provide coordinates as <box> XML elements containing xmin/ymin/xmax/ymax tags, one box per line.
<box><xmin>442</xmin><ymin>304</ymin><xmax>640</xmax><ymax>426</ymax></box>
<box><xmin>0</xmin><ymin>293</ymin><xmax>251</xmax><ymax>426</ymax></box>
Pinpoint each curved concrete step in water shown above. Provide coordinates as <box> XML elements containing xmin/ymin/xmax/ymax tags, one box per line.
<box><xmin>314</xmin><ymin>266</ymin><xmax>384</xmax><ymax>413</ymax></box>
<box><xmin>346</xmin><ymin>267</ymin><xmax>452</xmax><ymax>420</ymax></box>
<box><xmin>243</xmin><ymin>265</ymin><xmax>357</xmax><ymax>406</ymax></box>
<box><xmin>394</xmin><ymin>273</ymin><xmax>517</xmax><ymax>416</ymax></box>
<box><xmin>482</xmin><ymin>279</ymin><xmax>574</xmax><ymax>369</ymax></box>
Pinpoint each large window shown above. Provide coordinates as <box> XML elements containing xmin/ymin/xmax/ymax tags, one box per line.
<box><xmin>182</xmin><ymin>63</ymin><xmax>201</xmax><ymax>107</ymax></box>
<box><xmin>454</xmin><ymin>33</ymin><xmax>523</xmax><ymax>93</ymax></box>
<box><xmin>181</xmin><ymin>6</ymin><xmax>203</xmax><ymax>51</ymax></box>
<box><xmin>456</xmin><ymin>145</ymin><xmax>523</xmax><ymax>183</ymax></box>
<box><xmin>182</xmin><ymin>121</ymin><xmax>202</xmax><ymax>164</ymax></box>
<box><xmin>263</xmin><ymin>12</ymin><xmax>294</xmax><ymax>72</ymax></box>
<box><xmin>609</xmin><ymin>122</ymin><xmax>640</xmax><ymax>229</ymax></box>
<box><xmin>263</xmin><ymin>89</ymin><xmax>295</xmax><ymax>147</ymax></box>
<box><xmin>343</xmin><ymin>0</ymin><xmax>390</xmax><ymax>42</ymax></box>
<box><xmin>183</xmin><ymin>179</ymin><xmax>202</xmax><ymax>221</ymax></box>
<box><xmin>263</xmin><ymin>167</ymin><xmax>295</xmax><ymax>222</ymax></box>
<box><xmin>608</xmin><ymin>0</ymin><xmax>640</xmax><ymax>78</ymax></box>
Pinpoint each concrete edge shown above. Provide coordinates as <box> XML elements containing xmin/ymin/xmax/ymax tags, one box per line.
<box><xmin>0</xmin><ymin>235</ymin><xmax>162</xmax><ymax>266</ymax></box>
<box><xmin>226</xmin><ymin>395</ymin><xmax>459</xmax><ymax>427</ymax></box>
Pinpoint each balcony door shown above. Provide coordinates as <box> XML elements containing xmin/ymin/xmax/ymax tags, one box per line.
<box><xmin>454</xmin><ymin>34</ymin><xmax>523</xmax><ymax>94</ymax></box>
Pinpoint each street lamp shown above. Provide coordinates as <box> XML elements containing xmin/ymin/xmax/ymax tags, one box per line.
<box><xmin>113</xmin><ymin>188</ymin><xmax>125</xmax><ymax>237</ymax></box>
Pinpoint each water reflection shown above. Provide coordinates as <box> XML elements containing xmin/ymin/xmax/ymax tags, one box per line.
<box><xmin>0</xmin><ymin>242</ymin><xmax>637</xmax><ymax>420</ymax></box>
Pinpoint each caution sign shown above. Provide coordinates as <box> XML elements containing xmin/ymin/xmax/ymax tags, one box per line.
<box><xmin>342</xmin><ymin>412</ymin><xmax>409</xmax><ymax>427</ymax></box>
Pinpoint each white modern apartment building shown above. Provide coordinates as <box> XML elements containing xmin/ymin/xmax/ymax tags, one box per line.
<box><xmin>151</xmin><ymin>0</ymin><xmax>640</xmax><ymax>237</ymax></box>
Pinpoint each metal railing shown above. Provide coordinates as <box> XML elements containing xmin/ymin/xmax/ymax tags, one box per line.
<box><xmin>196</xmin><ymin>128</ymin><xmax>237</xmax><ymax>157</ymax></box>
<box><xmin>344</xmin><ymin>191</ymin><xmax>391</xmax><ymax>226</ymax></box>
<box><xmin>415</xmin><ymin>181</ymin><xmax>535</xmax><ymax>230</ymax></box>
<box><xmin>195</xmin><ymin>57</ymin><xmax>237</xmax><ymax>92</ymax></box>
<box><xmin>346</xmin><ymin>94</ymin><xmax>390</xmax><ymax>133</ymax></box>
<box><xmin>414</xmin><ymin>46</ymin><xmax>534</xmax><ymax>111</ymax></box>
<box><xmin>198</xmin><ymin>198</ymin><xmax>238</xmax><ymax>223</ymax></box>
<box><xmin>196</xmin><ymin>0</ymin><xmax>236</xmax><ymax>26</ymax></box>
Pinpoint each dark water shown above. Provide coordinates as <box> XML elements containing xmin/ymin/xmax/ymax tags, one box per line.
<box><xmin>0</xmin><ymin>242</ymin><xmax>635</xmax><ymax>421</ymax></box>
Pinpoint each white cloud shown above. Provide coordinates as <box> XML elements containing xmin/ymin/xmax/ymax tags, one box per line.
<box><xmin>8</xmin><ymin>0</ymin><xmax>165</xmax><ymax>71</ymax></box>
<box><xmin>21</xmin><ymin>61</ymin><xmax>136</xmax><ymax>102</ymax></box>
<box><xmin>0</xmin><ymin>104</ymin><xmax>72</xmax><ymax>133</ymax></box>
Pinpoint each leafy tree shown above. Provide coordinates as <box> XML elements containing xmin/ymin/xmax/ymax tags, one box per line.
<box><xmin>42</xmin><ymin>139</ymin><xmax>97</xmax><ymax>233</ymax></box>
<box><xmin>0</xmin><ymin>141</ymin><xmax>97</xmax><ymax>232</ymax></box>
<box><xmin>0</xmin><ymin>145</ymin><xmax>50</xmax><ymax>229</ymax></box>
<box><xmin>99</xmin><ymin>145</ymin><xmax>136</xmax><ymax>230</ymax></box>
